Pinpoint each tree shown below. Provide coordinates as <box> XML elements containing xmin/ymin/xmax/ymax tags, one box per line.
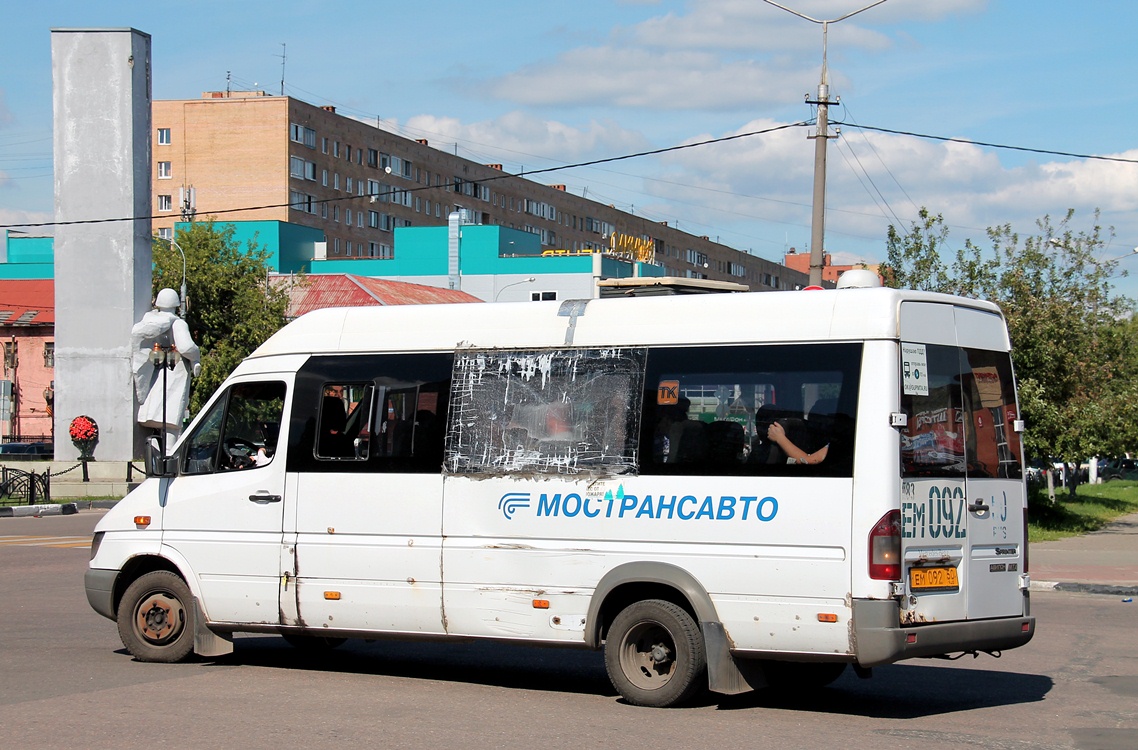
<box><xmin>884</xmin><ymin>209</ymin><xmax>1138</xmax><ymax>494</ymax></box>
<box><xmin>151</xmin><ymin>221</ymin><xmax>291</xmax><ymax>415</ymax></box>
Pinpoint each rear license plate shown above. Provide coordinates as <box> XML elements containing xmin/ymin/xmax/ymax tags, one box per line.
<box><xmin>909</xmin><ymin>566</ymin><xmax>959</xmax><ymax>592</ymax></box>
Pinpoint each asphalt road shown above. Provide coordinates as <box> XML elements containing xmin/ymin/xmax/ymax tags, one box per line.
<box><xmin>1</xmin><ymin>510</ymin><xmax>1136</xmax><ymax>750</ymax></box>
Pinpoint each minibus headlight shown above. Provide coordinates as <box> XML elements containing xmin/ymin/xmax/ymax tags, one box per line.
<box><xmin>90</xmin><ymin>531</ymin><xmax>104</xmax><ymax>561</ymax></box>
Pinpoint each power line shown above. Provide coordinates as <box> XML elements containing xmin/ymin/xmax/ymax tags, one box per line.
<box><xmin>836</xmin><ymin>121</ymin><xmax>1138</xmax><ymax>165</ymax></box>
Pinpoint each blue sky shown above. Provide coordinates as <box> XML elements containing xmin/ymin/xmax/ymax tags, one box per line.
<box><xmin>3</xmin><ymin>1</ymin><xmax>1138</xmax><ymax>294</ymax></box>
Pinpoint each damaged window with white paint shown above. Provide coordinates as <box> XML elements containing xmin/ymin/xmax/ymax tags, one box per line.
<box><xmin>444</xmin><ymin>347</ymin><xmax>646</xmax><ymax>476</ymax></box>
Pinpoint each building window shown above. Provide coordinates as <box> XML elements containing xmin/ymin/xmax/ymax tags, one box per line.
<box><xmin>531</xmin><ymin>291</ymin><xmax>558</xmax><ymax>302</ymax></box>
<box><xmin>290</xmin><ymin>156</ymin><xmax>306</xmax><ymax>179</ymax></box>
<box><xmin>346</xmin><ymin>241</ymin><xmax>353</xmax><ymax>257</ymax></box>
<box><xmin>157</xmin><ymin>227</ymin><xmax>172</xmax><ymax>240</ymax></box>
<box><xmin>368</xmin><ymin>148</ymin><xmax>378</xmax><ymax>168</ymax></box>
<box><xmin>43</xmin><ymin>342</ymin><xmax>55</xmax><ymax>368</ymax></box>
<box><xmin>346</xmin><ymin>177</ymin><xmax>354</xmax><ymax>193</ymax></box>
<box><xmin>157</xmin><ymin>128</ymin><xmax>171</xmax><ymax>146</ymax></box>
<box><xmin>322</xmin><ymin>169</ymin><xmax>328</xmax><ymax>187</ymax></box>
<box><xmin>157</xmin><ymin>161</ymin><xmax>172</xmax><ymax>179</ymax></box>
<box><xmin>322</xmin><ymin>137</ymin><xmax>328</xmax><ymax>154</ymax></box>
<box><xmin>157</xmin><ymin>195</ymin><xmax>172</xmax><ymax>211</ymax></box>
<box><xmin>345</xmin><ymin>208</ymin><xmax>352</xmax><ymax>226</ymax></box>
<box><xmin>333</xmin><ymin>141</ymin><xmax>340</xmax><ymax>158</ymax></box>
<box><xmin>290</xmin><ymin>123</ymin><xmax>316</xmax><ymax>148</ymax></box>
<box><xmin>333</xmin><ymin>173</ymin><xmax>340</xmax><ymax>191</ymax></box>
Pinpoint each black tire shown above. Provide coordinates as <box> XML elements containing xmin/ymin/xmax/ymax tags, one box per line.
<box><xmin>282</xmin><ymin>633</ymin><xmax>347</xmax><ymax>651</ymax></box>
<box><xmin>761</xmin><ymin>660</ymin><xmax>847</xmax><ymax>690</ymax></box>
<box><xmin>116</xmin><ymin>570</ymin><xmax>195</xmax><ymax>663</ymax></box>
<box><xmin>604</xmin><ymin>599</ymin><xmax>707</xmax><ymax>707</ymax></box>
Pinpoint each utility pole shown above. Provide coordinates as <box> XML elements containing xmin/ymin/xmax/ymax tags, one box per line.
<box><xmin>764</xmin><ymin>1</ymin><xmax>887</xmax><ymax>286</ymax></box>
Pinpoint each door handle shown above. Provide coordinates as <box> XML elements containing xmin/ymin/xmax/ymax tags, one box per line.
<box><xmin>248</xmin><ymin>491</ymin><xmax>282</xmax><ymax>504</ymax></box>
<box><xmin>968</xmin><ymin>499</ymin><xmax>989</xmax><ymax>515</ymax></box>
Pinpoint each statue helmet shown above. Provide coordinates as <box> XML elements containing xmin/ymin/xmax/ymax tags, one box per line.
<box><xmin>155</xmin><ymin>288</ymin><xmax>180</xmax><ymax>312</ymax></box>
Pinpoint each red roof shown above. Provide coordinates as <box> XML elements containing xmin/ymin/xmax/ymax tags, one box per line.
<box><xmin>0</xmin><ymin>279</ymin><xmax>54</xmax><ymax>326</ymax></box>
<box><xmin>280</xmin><ymin>274</ymin><xmax>482</xmax><ymax>318</ymax></box>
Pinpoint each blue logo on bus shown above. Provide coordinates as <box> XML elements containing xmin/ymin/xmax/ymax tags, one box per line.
<box><xmin>497</xmin><ymin>485</ymin><xmax>777</xmax><ymax>523</ymax></box>
<box><xmin>498</xmin><ymin>492</ymin><xmax>531</xmax><ymax>520</ymax></box>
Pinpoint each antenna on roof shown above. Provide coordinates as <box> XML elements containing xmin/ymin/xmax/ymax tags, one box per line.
<box><xmin>277</xmin><ymin>43</ymin><xmax>286</xmax><ymax>96</ymax></box>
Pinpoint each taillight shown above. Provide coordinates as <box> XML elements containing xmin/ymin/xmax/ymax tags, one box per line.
<box><xmin>869</xmin><ymin>510</ymin><xmax>901</xmax><ymax>580</ymax></box>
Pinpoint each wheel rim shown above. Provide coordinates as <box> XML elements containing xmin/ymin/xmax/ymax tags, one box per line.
<box><xmin>618</xmin><ymin>619</ymin><xmax>677</xmax><ymax>691</ymax></box>
<box><xmin>133</xmin><ymin>590</ymin><xmax>186</xmax><ymax>646</ymax></box>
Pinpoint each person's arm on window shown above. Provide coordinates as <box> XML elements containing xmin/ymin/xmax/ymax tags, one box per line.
<box><xmin>767</xmin><ymin>421</ymin><xmax>829</xmax><ymax>465</ymax></box>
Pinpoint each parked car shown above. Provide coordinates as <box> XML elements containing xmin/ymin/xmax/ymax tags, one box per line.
<box><xmin>0</xmin><ymin>442</ymin><xmax>52</xmax><ymax>459</ymax></box>
<box><xmin>1100</xmin><ymin>457</ymin><xmax>1138</xmax><ymax>481</ymax></box>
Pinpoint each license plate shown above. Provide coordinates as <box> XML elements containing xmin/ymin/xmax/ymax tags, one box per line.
<box><xmin>909</xmin><ymin>566</ymin><xmax>959</xmax><ymax>592</ymax></box>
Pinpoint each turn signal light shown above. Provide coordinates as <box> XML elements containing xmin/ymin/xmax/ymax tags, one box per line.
<box><xmin>133</xmin><ymin>516</ymin><xmax>151</xmax><ymax>528</ymax></box>
<box><xmin>324</xmin><ymin>591</ymin><xmax>341</xmax><ymax>600</ymax></box>
<box><xmin>532</xmin><ymin>599</ymin><xmax>550</xmax><ymax>609</ymax></box>
<box><xmin>817</xmin><ymin>613</ymin><xmax>838</xmax><ymax>623</ymax></box>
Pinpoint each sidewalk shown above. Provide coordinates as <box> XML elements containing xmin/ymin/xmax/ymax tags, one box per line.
<box><xmin>1029</xmin><ymin>511</ymin><xmax>1138</xmax><ymax>596</ymax></box>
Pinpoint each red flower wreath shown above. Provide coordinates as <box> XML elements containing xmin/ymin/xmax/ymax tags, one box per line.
<box><xmin>69</xmin><ymin>415</ymin><xmax>99</xmax><ymax>443</ymax></box>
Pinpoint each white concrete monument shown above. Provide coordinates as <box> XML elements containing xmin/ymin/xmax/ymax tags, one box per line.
<box><xmin>51</xmin><ymin>29</ymin><xmax>153</xmax><ymax>461</ymax></box>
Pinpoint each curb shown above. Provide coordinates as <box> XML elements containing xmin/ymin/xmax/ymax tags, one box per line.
<box><xmin>1031</xmin><ymin>579</ymin><xmax>1138</xmax><ymax>597</ymax></box>
<box><xmin>0</xmin><ymin>503</ymin><xmax>80</xmax><ymax>518</ymax></box>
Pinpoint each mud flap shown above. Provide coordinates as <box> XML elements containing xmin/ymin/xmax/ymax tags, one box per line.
<box><xmin>703</xmin><ymin>621</ymin><xmax>767</xmax><ymax>695</ymax></box>
<box><xmin>193</xmin><ymin>598</ymin><xmax>234</xmax><ymax>658</ymax></box>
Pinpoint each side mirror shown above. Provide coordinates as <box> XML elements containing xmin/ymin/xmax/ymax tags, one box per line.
<box><xmin>146</xmin><ymin>436</ymin><xmax>175</xmax><ymax>478</ymax></box>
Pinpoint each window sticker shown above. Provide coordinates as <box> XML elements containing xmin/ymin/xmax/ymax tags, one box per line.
<box><xmin>657</xmin><ymin>380</ymin><xmax>679</xmax><ymax>405</ymax></box>
<box><xmin>901</xmin><ymin>343</ymin><xmax>929</xmax><ymax>396</ymax></box>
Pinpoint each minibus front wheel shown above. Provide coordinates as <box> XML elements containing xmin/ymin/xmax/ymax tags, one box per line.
<box><xmin>117</xmin><ymin>570</ymin><xmax>195</xmax><ymax>663</ymax></box>
<box><xmin>604</xmin><ymin>599</ymin><xmax>707</xmax><ymax>707</ymax></box>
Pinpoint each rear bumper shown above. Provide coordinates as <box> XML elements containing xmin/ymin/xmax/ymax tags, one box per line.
<box><xmin>85</xmin><ymin>568</ymin><xmax>119</xmax><ymax>621</ymax></box>
<box><xmin>852</xmin><ymin>598</ymin><xmax>1035</xmax><ymax>667</ymax></box>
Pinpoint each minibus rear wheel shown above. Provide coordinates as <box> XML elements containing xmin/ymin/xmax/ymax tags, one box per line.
<box><xmin>117</xmin><ymin>571</ymin><xmax>195</xmax><ymax>663</ymax></box>
<box><xmin>604</xmin><ymin>599</ymin><xmax>707</xmax><ymax>708</ymax></box>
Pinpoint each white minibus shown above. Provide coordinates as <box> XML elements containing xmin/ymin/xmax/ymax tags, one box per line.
<box><xmin>86</xmin><ymin>281</ymin><xmax>1034</xmax><ymax>707</ymax></box>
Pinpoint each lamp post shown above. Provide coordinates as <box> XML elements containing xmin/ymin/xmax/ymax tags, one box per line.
<box><xmin>157</xmin><ymin>237</ymin><xmax>188</xmax><ymax>316</ymax></box>
<box><xmin>764</xmin><ymin>0</ymin><xmax>888</xmax><ymax>286</ymax></box>
<box><xmin>494</xmin><ymin>277</ymin><xmax>537</xmax><ymax>302</ymax></box>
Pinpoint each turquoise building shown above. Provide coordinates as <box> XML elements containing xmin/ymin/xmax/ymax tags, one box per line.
<box><xmin>2</xmin><ymin>219</ymin><xmax>664</xmax><ymax>303</ymax></box>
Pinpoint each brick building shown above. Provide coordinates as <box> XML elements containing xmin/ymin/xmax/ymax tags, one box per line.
<box><xmin>152</xmin><ymin>91</ymin><xmax>806</xmax><ymax>291</ymax></box>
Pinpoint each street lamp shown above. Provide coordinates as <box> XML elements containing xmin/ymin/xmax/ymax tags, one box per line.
<box><xmin>494</xmin><ymin>277</ymin><xmax>536</xmax><ymax>302</ymax></box>
<box><xmin>157</xmin><ymin>236</ymin><xmax>188</xmax><ymax>316</ymax></box>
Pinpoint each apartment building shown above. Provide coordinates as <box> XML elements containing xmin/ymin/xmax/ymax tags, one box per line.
<box><xmin>152</xmin><ymin>91</ymin><xmax>807</xmax><ymax>291</ymax></box>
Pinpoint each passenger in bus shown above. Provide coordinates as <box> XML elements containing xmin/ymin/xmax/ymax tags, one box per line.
<box><xmin>766</xmin><ymin>420</ymin><xmax>829</xmax><ymax>466</ymax></box>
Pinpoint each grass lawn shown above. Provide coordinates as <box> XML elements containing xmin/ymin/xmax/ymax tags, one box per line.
<box><xmin>1028</xmin><ymin>479</ymin><xmax>1138</xmax><ymax>542</ymax></box>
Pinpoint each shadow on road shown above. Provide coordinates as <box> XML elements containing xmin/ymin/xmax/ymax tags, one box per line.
<box><xmin>197</xmin><ymin>635</ymin><xmax>1051</xmax><ymax>715</ymax></box>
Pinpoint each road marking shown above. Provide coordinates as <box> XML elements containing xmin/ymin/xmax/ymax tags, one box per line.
<box><xmin>0</xmin><ymin>535</ymin><xmax>92</xmax><ymax>549</ymax></box>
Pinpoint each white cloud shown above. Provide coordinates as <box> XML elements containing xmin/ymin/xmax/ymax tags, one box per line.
<box><xmin>0</xmin><ymin>208</ymin><xmax>52</xmax><ymax>230</ymax></box>
<box><xmin>397</xmin><ymin>111</ymin><xmax>651</xmax><ymax>168</ymax></box>
<box><xmin>479</xmin><ymin>0</ymin><xmax>986</xmax><ymax>112</ymax></box>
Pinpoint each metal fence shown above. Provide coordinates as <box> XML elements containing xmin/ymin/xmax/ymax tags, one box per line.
<box><xmin>0</xmin><ymin>467</ymin><xmax>50</xmax><ymax>506</ymax></box>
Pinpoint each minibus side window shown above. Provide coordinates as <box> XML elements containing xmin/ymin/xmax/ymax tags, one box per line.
<box><xmin>639</xmin><ymin>343</ymin><xmax>861</xmax><ymax>478</ymax></box>
<box><xmin>289</xmin><ymin>352</ymin><xmax>453</xmax><ymax>474</ymax></box>
<box><xmin>445</xmin><ymin>347</ymin><xmax>645</xmax><ymax>476</ymax></box>
<box><xmin>183</xmin><ymin>381</ymin><xmax>287</xmax><ymax>474</ymax></box>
